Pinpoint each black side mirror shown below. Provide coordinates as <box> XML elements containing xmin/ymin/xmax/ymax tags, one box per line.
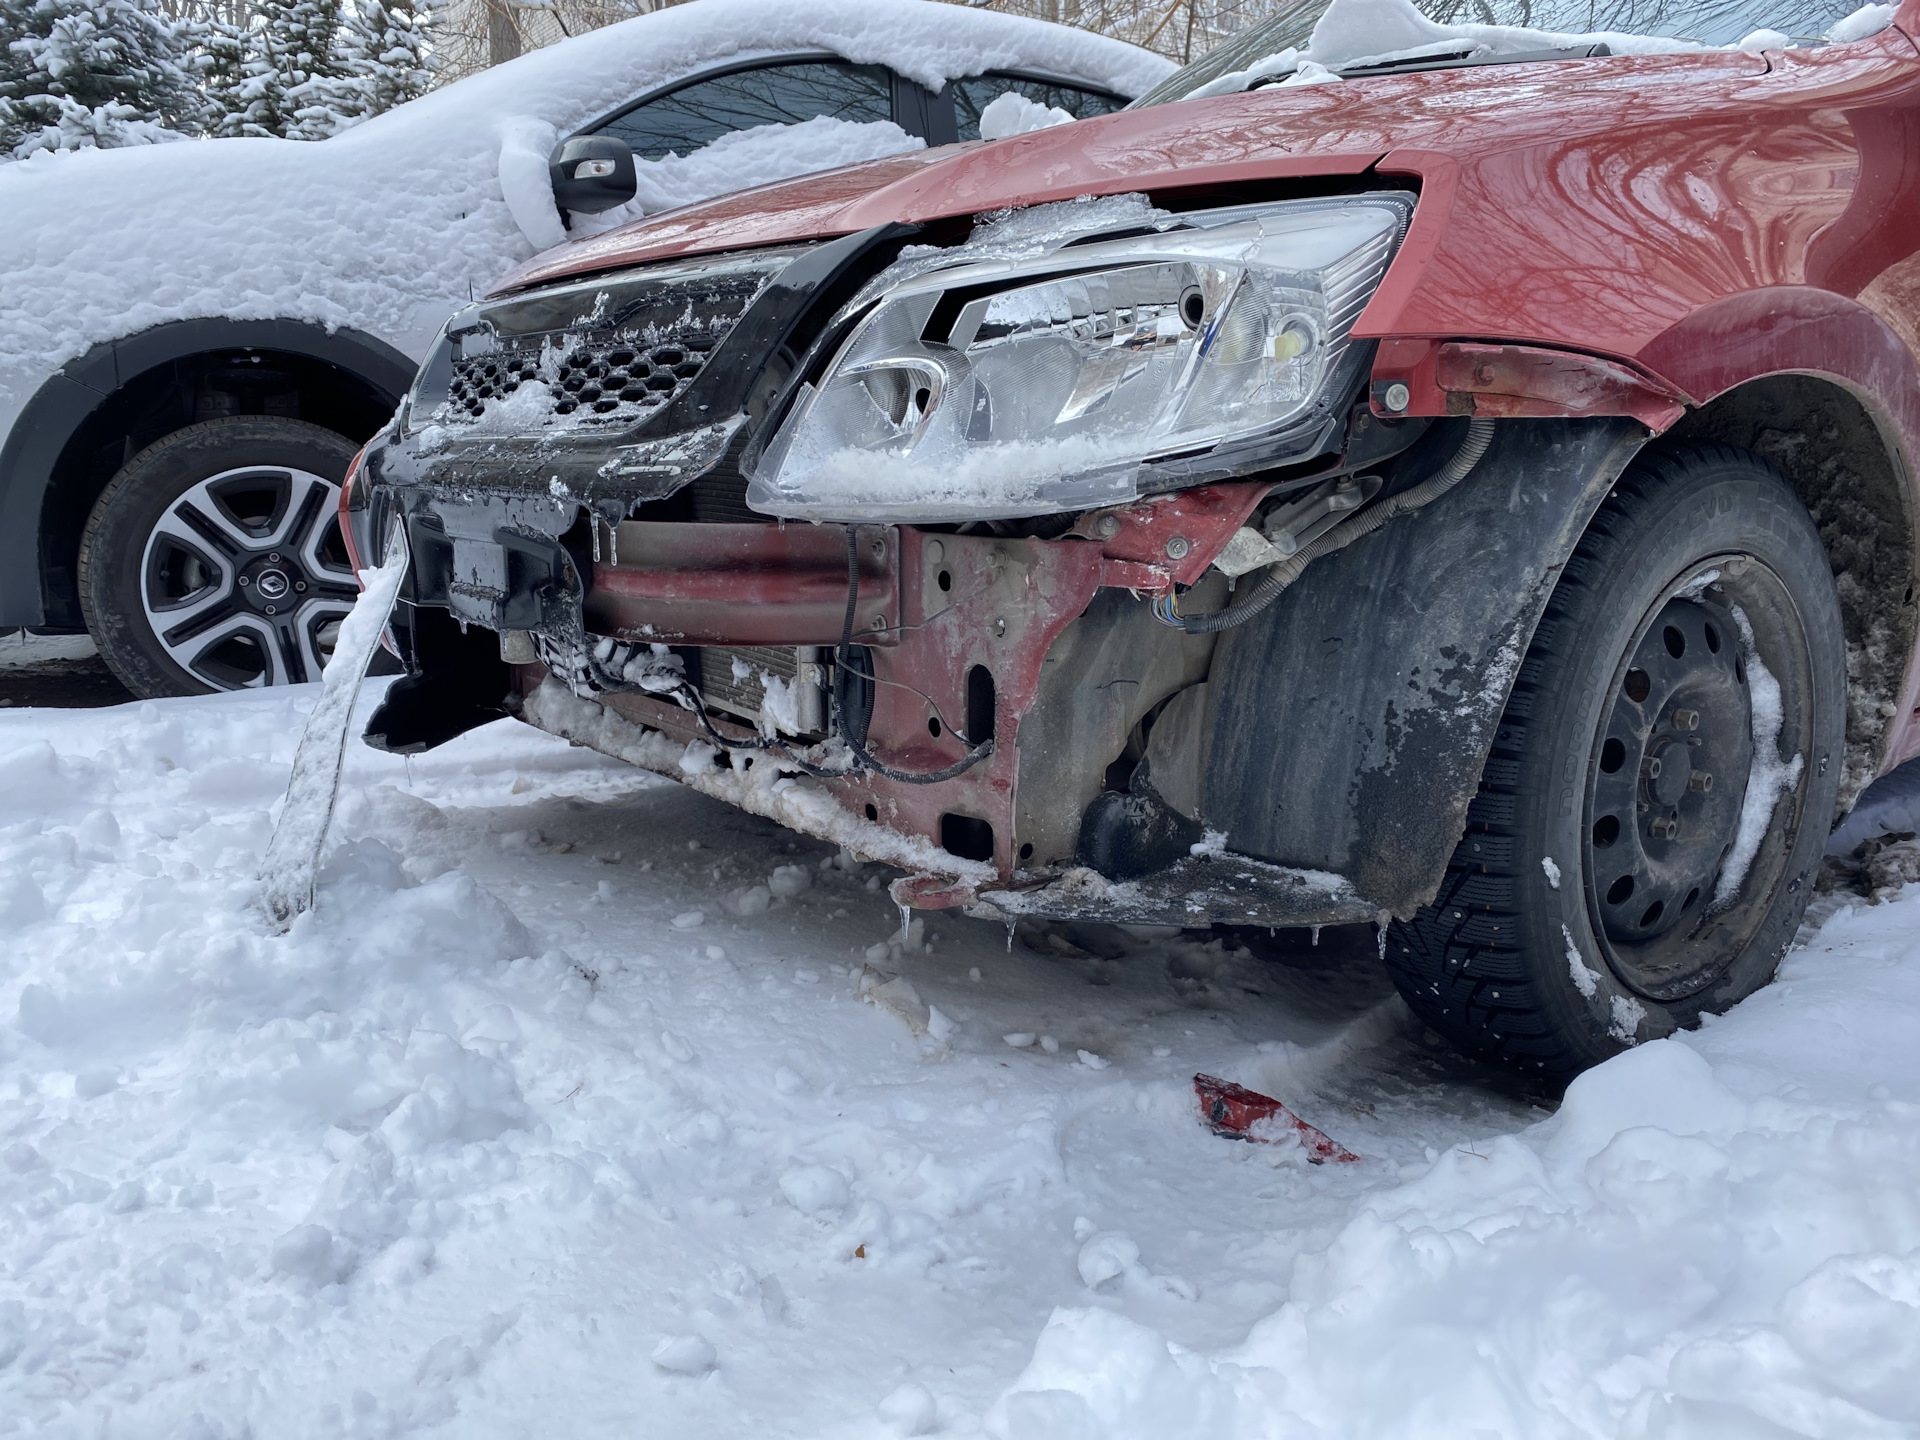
<box><xmin>549</xmin><ymin>135</ymin><xmax>637</xmax><ymax>217</ymax></box>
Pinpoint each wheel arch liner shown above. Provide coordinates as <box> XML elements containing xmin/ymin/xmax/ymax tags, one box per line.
<box><xmin>1192</xmin><ymin>418</ymin><xmax>1649</xmax><ymax>920</ymax></box>
<box><xmin>0</xmin><ymin>317</ymin><xmax>416</xmax><ymax>627</ymax></box>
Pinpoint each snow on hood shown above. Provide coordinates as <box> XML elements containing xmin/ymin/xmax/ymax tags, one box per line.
<box><xmin>0</xmin><ymin>0</ymin><xmax>1170</xmax><ymax>402</ymax></box>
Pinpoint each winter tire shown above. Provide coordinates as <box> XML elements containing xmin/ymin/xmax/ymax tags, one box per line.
<box><xmin>79</xmin><ymin>418</ymin><xmax>363</xmax><ymax>698</ymax></box>
<box><xmin>1382</xmin><ymin>443</ymin><xmax>1847</xmax><ymax>1075</ymax></box>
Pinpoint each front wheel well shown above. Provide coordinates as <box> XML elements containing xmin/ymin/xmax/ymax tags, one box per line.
<box><xmin>1665</xmin><ymin>374</ymin><xmax>1918</xmax><ymax>808</ymax></box>
<box><xmin>37</xmin><ymin>347</ymin><xmax>399</xmax><ymax>628</ymax></box>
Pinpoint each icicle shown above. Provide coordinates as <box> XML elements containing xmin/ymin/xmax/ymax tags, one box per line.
<box><xmin>1005</xmin><ymin>919</ymin><xmax>1016</xmax><ymax>953</ymax></box>
<box><xmin>591</xmin><ymin>518</ymin><xmax>601</xmax><ymax>562</ymax></box>
<box><xmin>1311</xmin><ymin>925</ymin><xmax>1321</xmax><ymax>947</ymax></box>
<box><xmin>897</xmin><ymin>898</ymin><xmax>912</xmax><ymax>943</ymax></box>
<box><xmin>1376</xmin><ymin>924</ymin><xmax>1387</xmax><ymax>961</ymax></box>
<box><xmin>609</xmin><ymin>522</ymin><xmax>618</xmax><ymax>567</ymax></box>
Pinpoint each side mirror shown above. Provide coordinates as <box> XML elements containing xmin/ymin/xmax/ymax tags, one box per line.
<box><xmin>549</xmin><ymin>135</ymin><xmax>637</xmax><ymax>217</ymax></box>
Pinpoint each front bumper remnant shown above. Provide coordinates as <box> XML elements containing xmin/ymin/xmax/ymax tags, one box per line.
<box><xmin>516</xmin><ymin>675</ymin><xmax>1392</xmax><ymax>931</ymax></box>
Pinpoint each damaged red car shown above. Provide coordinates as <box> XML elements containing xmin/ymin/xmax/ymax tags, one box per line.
<box><xmin>345</xmin><ymin>0</ymin><xmax>1920</xmax><ymax>1075</ymax></box>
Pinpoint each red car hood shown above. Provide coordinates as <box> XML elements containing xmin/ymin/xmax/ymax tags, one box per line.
<box><xmin>496</xmin><ymin>49</ymin><xmax>1767</xmax><ymax>295</ymax></box>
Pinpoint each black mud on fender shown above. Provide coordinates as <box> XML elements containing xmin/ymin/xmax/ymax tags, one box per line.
<box><xmin>1195</xmin><ymin>418</ymin><xmax>1648</xmax><ymax>918</ymax></box>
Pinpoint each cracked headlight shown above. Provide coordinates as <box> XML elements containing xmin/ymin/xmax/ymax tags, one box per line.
<box><xmin>747</xmin><ymin>193</ymin><xmax>1412</xmax><ymax>523</ymax></box>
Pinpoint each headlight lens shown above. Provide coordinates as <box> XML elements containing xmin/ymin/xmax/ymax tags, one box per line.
<box><xmin>748</xmin><ymin>194</ymin><xmax>1411</xmax><ymax>523</ymax></box>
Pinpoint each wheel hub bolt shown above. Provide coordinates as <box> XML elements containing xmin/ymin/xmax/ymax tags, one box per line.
<box><xmin>1640</xmin><ymin>755</ymin><xmax>1663</xmax><ymax>780</ymax></box>
<box><xmin>1672</xmin><ymin>708</ymin><xmax>1701</xmax><ymax>731</ymax></box>
<box><xmin>294</xmin><ymin>580</ymin><xmax>307</xmax><ymax>593</ymax></box>
<box><xmin>1689</xmin><ymin>772</ymin><xmax>1713</xmax><ymax>793</ymax></box>
<box><xmin>1649</xmin><ymin>815</ymin><xmax>1680</xmax><ymax>840</ymax></box>
<box><xmin>238</xmin><ymin>575</ymin><xmax>250</xmax><ymax>587</ymax></box>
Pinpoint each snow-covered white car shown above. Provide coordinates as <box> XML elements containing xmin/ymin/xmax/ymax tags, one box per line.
<box><xmin>0</xmin><ymin>0</ymin><xmax>1168</xmax><ymax>696</ymax></box>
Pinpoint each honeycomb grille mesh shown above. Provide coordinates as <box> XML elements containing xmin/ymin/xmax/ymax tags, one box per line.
<box><xmin>446</xmin><ymin>331</ymin><xmax>718</xmax><ymax>422</ymax></box>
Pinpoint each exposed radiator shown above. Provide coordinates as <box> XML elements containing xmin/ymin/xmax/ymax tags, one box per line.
<box><xmin>697</xmin><ymin>645</ymin><xmax>826</xmax><ymax>735</ymax></box>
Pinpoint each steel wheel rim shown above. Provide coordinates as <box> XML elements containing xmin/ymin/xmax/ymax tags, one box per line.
<box><xmin>1581</xmin><ymin>554</ymin><xmax>1812</xmax><ymax>1002</ymax></box>
<box><xmin>139</xmin><ymin>465</ymin><xmax>358</xmax><ymax>690</ymax></box>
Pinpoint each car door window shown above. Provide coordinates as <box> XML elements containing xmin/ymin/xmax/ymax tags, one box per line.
<box><xmin>952</xmin><ymin>74</ymin><xmax>1123</xmax><ymax>142</ymax></box>
<box><xmin>594</xmin><ymin>60</ymin><xmax>896</xmax><ymax>162</ymax></box>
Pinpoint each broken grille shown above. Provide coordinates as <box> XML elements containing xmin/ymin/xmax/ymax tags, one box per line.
<box><xmin>446</xmin><ymin>332</ymin><xmax>718</xmax><ymax>421</ymax></box>
<box><xmin>432</xmin><ymin>246</ymin><xmax>807</xmax><ymax>431</ymax></box>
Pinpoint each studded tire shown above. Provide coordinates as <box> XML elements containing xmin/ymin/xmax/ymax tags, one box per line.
<box><xmin>1382</xmin><ymin>443</ymin><xmax>1847</xmax><ymax>1075</ymax></box>
<box><xmin>79</xmin><ymin>417</ymin><xmax>362</xmax><ymax>698</ymax></box>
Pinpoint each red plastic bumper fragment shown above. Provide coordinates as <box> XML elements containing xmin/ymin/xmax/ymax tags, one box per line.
<box><xmin>1194</xmin><ymin>1073</ymin><xmax>1359</xmax><ymax>1164</ymax></box>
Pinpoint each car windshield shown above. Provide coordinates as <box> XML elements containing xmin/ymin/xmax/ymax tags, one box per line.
<box><xmin>1134</xmin><ymin>0</ymin><xmax>1886</xmax><ymax>104</ymax></box>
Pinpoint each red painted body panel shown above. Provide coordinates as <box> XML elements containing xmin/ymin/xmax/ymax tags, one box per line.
<box><xmin>577</xmin><ymin>495</ymin><xmax>1240</xmax><ymax>873</ymax></box>
<box><xmin>497</xmin><ymin>19</ymin><xmax>1920</xmax><ymax>771</ymax></box>
<box><xmin>596</xmin><ymin>526</ymin><xmax>1110</xmax><ymax>875</ymax></box>
<box><xmin>1372</xmin><ymin>339</ymin><xmax>1689</xmax><ymax>428</ymax></box>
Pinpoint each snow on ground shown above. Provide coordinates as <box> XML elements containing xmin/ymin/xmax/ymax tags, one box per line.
<box><xmin>1</xmin><ymin>685</ymin><xmax>1917</xmax><ymax>1437</ymax></box>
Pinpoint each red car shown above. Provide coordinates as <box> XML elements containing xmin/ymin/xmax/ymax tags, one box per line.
<box><xmin>349</xmin><ymin>0</ymin><xmax>1920</xmax><ymax>1075</ymax></box>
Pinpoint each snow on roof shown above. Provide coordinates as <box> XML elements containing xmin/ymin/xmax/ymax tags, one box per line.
<box><xmin>0</xmin><ymin>0</ymin><xmax>1171</xmax><ymax>408</ymax></box>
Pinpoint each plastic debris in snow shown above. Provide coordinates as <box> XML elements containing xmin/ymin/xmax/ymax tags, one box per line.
<box><xmin>259</xmin><ymin>529</ymin><xmax>409</xmax><ymax>928</ymax></box>
<box><xmin>1193</xmin><ymin>1073</ymin><xmax>1358</xmax><ymax>1163</ymax></box>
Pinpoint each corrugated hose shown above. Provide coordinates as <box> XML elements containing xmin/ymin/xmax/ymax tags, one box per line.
<box><xmin>1169</xmin><ymin>417</ymin><xmax>1498</xmax><ymax>634</ymax></box>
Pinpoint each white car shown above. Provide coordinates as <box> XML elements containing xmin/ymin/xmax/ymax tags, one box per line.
<box><xmin>0</xmin><ymin>0</ymin><xmax>1168</xmax><ymax>695</ymax></box>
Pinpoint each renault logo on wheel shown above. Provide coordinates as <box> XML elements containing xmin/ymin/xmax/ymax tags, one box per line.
<box><xmin>255</xmin><ymin>569</ymin><xmax>290</xmax><ymax>600</ymax></box>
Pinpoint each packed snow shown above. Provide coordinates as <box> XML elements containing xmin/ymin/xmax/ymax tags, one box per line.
<box><xmin>977</xmin><ymin>92</ymin><xmax>1076</xmax><ymax>142</ymax></box>
<box><xmin>0</xmin><ymin>0</ymin><xmax>1171</xmax><ymax>415</ymax></box>
<box><xmin>2</xmin><ymin>676</ymin><xmax>1919</xmax><ymax>1437</ymax></box>
<box><xmin>1714</xmin><ymin>606</ymin><xmax>1806</xmax><ymax>908</ymax></box>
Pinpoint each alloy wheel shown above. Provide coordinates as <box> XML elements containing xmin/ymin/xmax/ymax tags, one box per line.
<box><xmin>138</xmin><ymin>465</ymin><xmax>359</xmax><ymax>689</ymax></box>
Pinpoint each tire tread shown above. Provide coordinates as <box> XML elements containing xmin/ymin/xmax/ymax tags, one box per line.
<box><xmin>1381</xmin><ymin>443</ymin><xmax>1798</xmax><ymax>1074</ymax></box>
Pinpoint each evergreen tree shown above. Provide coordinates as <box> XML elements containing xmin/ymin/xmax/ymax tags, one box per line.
<box><xmin>197</xmin><ymin>11</ymin><xmax>254</xmax><ymax>139</ymax></box>
<box><xmin>281</xmin><ymin>0</ymin><xmax>360</xmax><ymax>137</ymax></box>
<box><xmin>342</xmin><ymin>0</ymin><xmax>434</xmax><ymax>119</ymax></box>
<box><xmin>0</xmin><ymin>0</ymin><xmax>202</xmax><ymax>157</ymax></box>
<box><xmin>232</xmin><ymin>0</ymin><xmax>352</xmax><ymax>139</ymax></box>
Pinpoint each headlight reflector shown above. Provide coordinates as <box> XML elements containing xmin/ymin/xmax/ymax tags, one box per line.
<box><xmin>748</xmin><ymin>194</ymin><xmax>1412</xmax><ymax>522</ymax></box>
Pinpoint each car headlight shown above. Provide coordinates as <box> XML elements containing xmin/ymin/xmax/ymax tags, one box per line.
<box><xmin>746</xmin><ymin>193</ymin><xmax>1412</xmax><ymax>523</ymax></box>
